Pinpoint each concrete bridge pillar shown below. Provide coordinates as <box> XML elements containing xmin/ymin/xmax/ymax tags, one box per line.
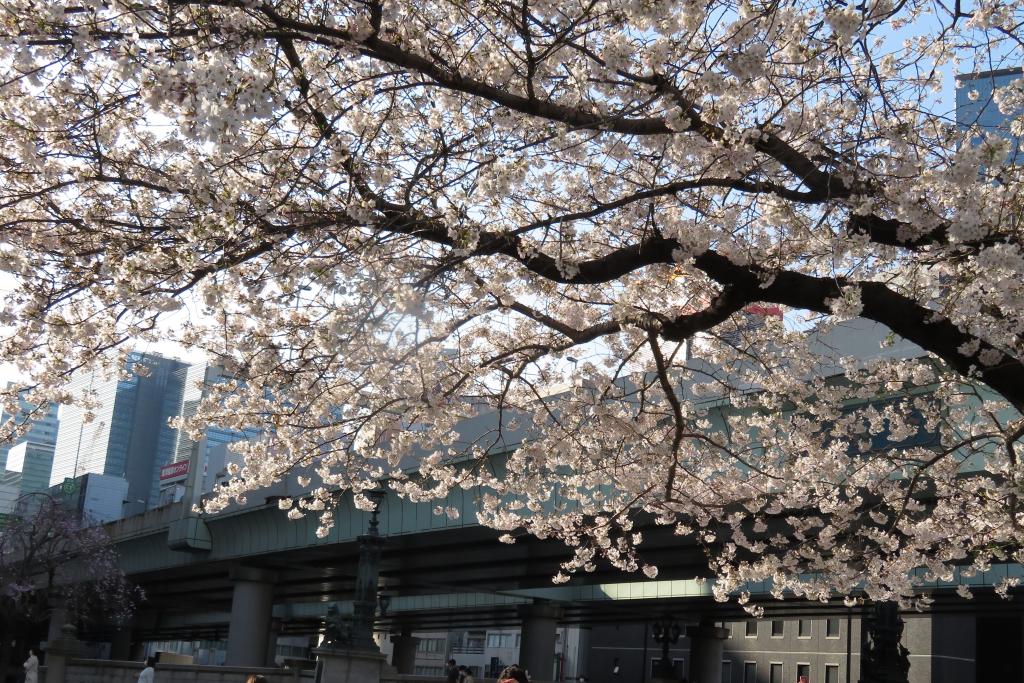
<box><xmin>390</xmin><ymin>628</ymin><xmax>420</xmax><ymax>674</ymax></box>
<box><xmin>686</xmin><ymin>618</ymin><xmax>728</xmax><ymax>683</ymax></box>
<box><xmin>226</xmin><ymin>567</ymin><xmax>278</xmax><ymax>667</ymax></box>
<box><xmin>131</xmin><ymin>640</ymin><xmax>148</xmax><ymax>661</ymax></box>
<box><xmin>110</xmin><ymin>624</ymin><xmax>134</xmax><ymax>660</ymax></box>
<box><xmin>517</xmin><ymin>602</ymin><xmax>563</xmax><ymax>682</ymax></box>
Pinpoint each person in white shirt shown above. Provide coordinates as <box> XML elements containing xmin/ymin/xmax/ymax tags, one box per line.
<box><xmin>23</xmin><ymin>649</ymin><xmax>39</xmax><ymax>683</ymax></box>
<box><xmin>137</xmin><ymin>656</ymin><xmax>156</xmax><ymax>683</ymax></box>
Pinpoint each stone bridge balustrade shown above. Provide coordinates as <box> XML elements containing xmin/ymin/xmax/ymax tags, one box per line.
<box><xmin>40</xmin><ymin>660</ymin><xmax>311</xmax><ymax>683</ymax></box>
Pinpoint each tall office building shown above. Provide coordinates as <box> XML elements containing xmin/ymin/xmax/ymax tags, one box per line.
<box><xmin>0</xmin><ymin>477</ymin><xmax>18</xmax><ymax>515</ymax></box>
<box><xmin>4</xmin><ymin>441</ymin><xmax>56</xmax><ymax>496</ymax></box>
<box><xmin>155</xmin><ymin>362</ymin><xmax>260</xmax><ymax>506</ymax></box>
<box><xmin>50</xmin><ymin>352</ymin><xmax>192</xmax><ymax>511</ymax></box>
<box><xmin>0</xmin><ymin>383</ymin><xmax>60</xmax><ymax>471</ymax></box>
<box><xmin>49</xmin><ymin>353</ymin><xmax>260</xmax><ymax>517</ymax></box>
<box><xmin>956</xmin><ymin>67</ymin><xmax>1023</xmax><ymax>163</ymax></box>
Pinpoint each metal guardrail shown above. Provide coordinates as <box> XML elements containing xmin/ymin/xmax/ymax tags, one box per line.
<box><xmin>450</xmin><ymin>646</ymin><xmax>485</xmax><ymax>654</ymax></box>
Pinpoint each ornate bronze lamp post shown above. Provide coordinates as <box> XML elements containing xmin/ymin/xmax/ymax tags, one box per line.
<box><xmin>651</xmin><ymin>616</ymin><xmax>682</xmax><ymax>680</ymax></box>
<box><xmin>323</xmin><ymin>488</ymin><xmax>387</xmax><ymax>651</ymax></box>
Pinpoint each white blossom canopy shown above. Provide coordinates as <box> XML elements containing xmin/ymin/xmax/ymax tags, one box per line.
<box><xmin>1</xmin><ymin>0</ymin><xmax>1023</xmax><ymax>608</ymax></box>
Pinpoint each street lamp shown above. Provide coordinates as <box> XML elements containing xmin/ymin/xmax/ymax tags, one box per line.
<box><xmin>651</xmin><ymin>616</ymin><xmax>681</xmax><ymax>680</ymax></box>
<box><xmin>378</xmin><ymin>593</ymin><xmax>391</xmax><ymax>617</ymax></box>
<box><xmin>350</xmin><ymin>488</ymin><xmax>386</xmax><ymax>649</ymax></box>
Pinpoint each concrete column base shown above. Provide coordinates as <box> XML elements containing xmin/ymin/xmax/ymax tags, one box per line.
<box><xmin>110</xmin><ymin>626</ymin><xmax>133</xmax><ymax>661</ymax></box>
<box><xmin>226</xmin><ymin>567</ymin><xmax>278</xmax><ymax>667</ymax></box>
<box><xmin>130</xmin><ymin>641</ymin><xmax>148</xmax><ymax>662</ymax></box>
<box><xmin>686</xmin><ymin>620</ymin><xmax>729</xmax><ymax>683</ymax></box>
<box><xmin>390</xmin><ymin>632</ymin><xmax>420</xmax><ymax>674</ymax></box>
<box><xmin>314</xmin><ymin>647</ymin><xmax>389</xmax><ymax>683</ymax></box>
<box><xmin>518</xmin><ymin>603</ymin><xmax>564</xmax><ymax>682</ymax></box>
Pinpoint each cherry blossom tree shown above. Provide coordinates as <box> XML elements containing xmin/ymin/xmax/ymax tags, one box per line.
<box><xmin>0</xmin><ymin>0</ymin><xmax>1022</xmax><ymax>608</ymax></box>
<box><xmin>0</xmin><ymin>494</ymin><xmax>142</xmax><ymax>678</ymax></box>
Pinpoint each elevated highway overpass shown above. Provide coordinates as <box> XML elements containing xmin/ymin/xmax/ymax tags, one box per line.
<box><xmin>106</xmin><ymin>471</ymin><xmax>1024</xmax><ymax>651</ymax></box>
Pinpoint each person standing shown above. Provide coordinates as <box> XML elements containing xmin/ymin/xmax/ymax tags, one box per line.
<box><xmin>460</xmin><ymin>665</ymin><xmax>475</xmax><ymax>683</ymax></box>
<box><xmin>446</xmin><ymin>659</ymin><xmax>460</xmax><ymax>683</ymax></box>
<box><xmin>23</xmin><ymin>649</ymin><xmax>39</xmax><ymax>683</ymax></box>
<box><xmin>137</xmin><ymin>656</ymin><xmax>156</xmax><ymax>683</ymax></box>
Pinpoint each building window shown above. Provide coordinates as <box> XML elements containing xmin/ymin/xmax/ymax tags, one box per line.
<box><xmin>825</xmin><ymin>664</ymin><xmax>840</xmax><ymax>683</ymax></box>
<box><xmin>745</xmin><ymin>621</ymin><xmax>757</xmax><ymax>637</ymax></box>
<box><xmin>487</xmin><ymin>633</ymin><xmax>516</xmax><ymax>648</ymax></box>
<box><xmin>771</xmin><ymin>620</ymin><xmax>784</xmax><ymax>637</ymax></box>
<box><xmin>798</xmin><ymin>620</ymin><xmax>812</xmax><ymax>638</ymax></box>
<box><xmin>721</xmin><ymin>660</ymin><xmax>732</xmax><ymax>683</ymax></box>
<box><xmin>826</xmin><ymin>617</ymin><xmax>841</xmax><ymax>638</ymax></box>
<box><xmin>769</xmin><ymin>663</ymin><xmax>783</xmax><ymax>683</ymax></box>
<box><xmin>743</xmin><ymin>662</ymin><xmax>756</xmax><ymax>683</ymax></box>
<box><xmin>417</xmin><ymin>638</ymin><xmax>445</xmax><ymax>653</ymax></box>
<box><xmin>797</xmin><ymin>663</ymin><xmax>810</xmax><ymax>682</ymax></box>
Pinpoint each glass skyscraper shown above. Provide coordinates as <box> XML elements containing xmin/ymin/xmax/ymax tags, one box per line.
<box><xmin>51</xmin><ymin>354</ymin><xmax>260</xmax><ymax>516</ymax></box>
<box><xmin>50</xmin><ymin>352</ymin><xmax>191</xmax><ymax>510</ymax></box>
<box><xmin>0</xmin><ymin>382</ymin><xmax>60</xmax><ymax>471</ymax></box>
<box><xmin>956</xmin><ymin>67</ymin><xmax>1023</xmax><ymax>163</ymax></box>
<box><xmin>2</xmin><ymin>441</ymin><xmax>55</xmax><ymax>497</ymax></box>
<box><xmin>155</xmin><ymin>362</ymin><xmax>261</xmax><ymax>506</ymax></box>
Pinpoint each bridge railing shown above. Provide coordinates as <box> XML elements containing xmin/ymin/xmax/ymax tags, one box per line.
<box><xmin>41</xmin><ymin>664</ymin><xmax>556</xmax><ymax>683</ymax></box>
<box><xmin>40</xmin><ymin>659</ymin><xmax>313</xmax><ymax>683</ymax></box>
<box><xmin>106</xmin><ymin>502</ymin><xmax>187</xmax><ymax>540</ymax></box>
